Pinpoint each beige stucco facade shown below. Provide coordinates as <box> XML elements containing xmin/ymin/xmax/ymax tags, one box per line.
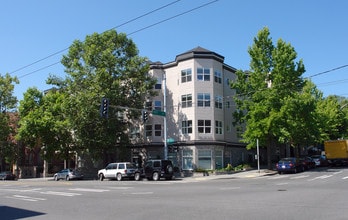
<box><xmin>133</xmin><ymin>47</ymin><xmax>254</xmax><ymax>171</ymax></box>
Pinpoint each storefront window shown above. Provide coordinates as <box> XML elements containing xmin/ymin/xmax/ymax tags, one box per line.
<box><xmin>182</xmin><ymin>149</ymin><xmax>193</xmax><ymax>170</ymax></box>
<box><xmin>215</xmin><ymin>150</ymin><xmax>223</xmax><ymax>169</ymax></box>
<box><xmin>198</xmin><ymin>149</ymin><xmax>212</xmax><ymax>170</ymax></box>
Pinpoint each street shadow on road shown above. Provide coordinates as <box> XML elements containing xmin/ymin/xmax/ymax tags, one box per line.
<box><xmin>0</xmin><ymin>206</ymin><xmax>45</xmax><ymax>220</ymax></box>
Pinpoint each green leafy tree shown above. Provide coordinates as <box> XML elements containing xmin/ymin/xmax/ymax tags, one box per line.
<box><xmin>50</xmin><ymin>30</ymin><xmax>156</xmax><ymax>164</ymax></box>
<box><xmin>316</xmin><ymin>95</ymin><xmax>344</xmax><ymax>141</ymax></box>
<box><xmin>232</xmin><ymin>27</ymin><xmax>306</xmax><ymax>168</ymax></box>
<box><xmin>0</xmin><ymin>73</ymin><xmax>19</xmax><ymax>170</ymax></box>
<box><xmin>17</xmin><ymin>88</ymin><xmax>44</xmax><ymax>150</ymax></box>
<box><xmin>277</xmin><ymin>80</ymin><xmax>320</xmax><ymax>151</ymax></box>
<box><xmin>17</xmin><ymin>88</ymin><xmax>73</xmax><ymax>163</ymax></box>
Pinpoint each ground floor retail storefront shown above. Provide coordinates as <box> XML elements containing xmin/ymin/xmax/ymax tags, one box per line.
<box><xmin>131</xmin><ymin>142</ymin><xmax>262</xmax><ymax>172</ymax></box>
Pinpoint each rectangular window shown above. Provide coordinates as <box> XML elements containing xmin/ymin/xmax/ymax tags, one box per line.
<box><xmin>155</xmin><ymin>78</ymin><xmax>162</xmax><ymax>89</ymax></box>
<box><xmin>198</xmin><ymin>149</ymin><xmax>212</xmax><ymax>170</ymax></box>
<box><xmin>198</xmin><ymin>120</ymin><xmax>211</xmax><ymax>133</ymax></box>
<box><xmin>181</xmin><ymin>69</ymin><xmax>192</xmax><ymax>83</ymax></box>
<box><xmin>197</xmin><ymin>68</ymin><xmax>210</xmax><ymax>81</ymax></box>
<box><xmin>226</xmin><ymin>124</ymin><xmax>231</xmax><ymax>132</ymax></box>
<box><xmin>145</xmin><ymin>125</ymin><xmax>152</xmax><ymax>137</ymax></box>
<box><xmin>181</xmin><ymin>94</ymin><xmax>192</xmax><ymax>108</ymax></box>
<box><xmin>214</xmin><ymin>71</ymin><xmax>222</xmax><ymax>84</ymax></box>
<box><xmin>215</xmin><ymin>120</ymin><xmax>223</xmax><ymax>134</ymax></box>
<box><xmin>225</xmin><ymin>101</ymin><xmax>230</xmax><ymax>109</ymax></box>
<box><xmin>226</xmin><ymin>78</ymin><xmax>231</xmax><ymax>86</ymax></box>
<box><xmin>182</xmin><ymin>120</ymin><xmax>193</xmax><ymax>134</ymax></box>
<box><xmin>215</xmin><ymin>150</ymin><xmax>223</xmax><ymax>169</ymax></box>
<box><xmin>182</xmin><ymin>149</ymin><xmax>193</xmax><ymax>170</ymax></box>
<box><xmin>145</xmin><ymin>101</ymin><xmax>152</xmax><ymax>110</ymax></box>
<box><xmin>215</xmin><ymin>95</ymin><xmax>223</xmax><ymax>109</ymax></box>
<box><xmin>197</xmin><ymin>93</ymin><xmax>210</xmax><ymax>107</ymax></box>
<box><xmin>154</xmin><ymin>124</ymin><xmax>161</xmax><ymax>136</ymax></box>
<box><xmin>154</xmin><ymin>100</ymin><xmax>162</xmax><ymax>110</ymax></box>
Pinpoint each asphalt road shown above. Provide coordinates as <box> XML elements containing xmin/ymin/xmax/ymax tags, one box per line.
<box><xmin>1</xmin><ymin>167</ymin><xmax>347</xmax><ymax>220</ymax></box>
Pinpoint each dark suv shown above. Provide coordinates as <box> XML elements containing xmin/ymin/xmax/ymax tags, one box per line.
<box><xmin>144</xmin><ymin>159</ymin><xmax>174</xmax><ymax>181</ymax></box>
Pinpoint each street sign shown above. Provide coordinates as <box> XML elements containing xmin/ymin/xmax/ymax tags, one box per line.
<box><xmin>152</xmin><ymin>109</ymin><xmax>166</xmax><ymax>117</ymax></box>
<box><xmin>167</xmin><ymin>138</ymin><xmax>175</xmax><ymax>144</ymax></box>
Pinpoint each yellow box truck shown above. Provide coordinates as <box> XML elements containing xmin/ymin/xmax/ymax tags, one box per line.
<box><xmin>324</xmin><ymin>140</ymin><xmax>348</xmax><ymax>166</ymax></box>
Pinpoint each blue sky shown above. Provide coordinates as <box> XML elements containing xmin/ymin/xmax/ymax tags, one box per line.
<box><xmin>1</xmin><ymin>0</ymin><xmax>347</xmax><ymax>101</ymax></box>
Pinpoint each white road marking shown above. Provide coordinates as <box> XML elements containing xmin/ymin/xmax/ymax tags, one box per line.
<box><xmin>130</xmin><ymin>192</ymin><xmax>154</xmax><ymax>195</ymax></box>
<box><xmin>342</xmin><ymin>176</ymin><xmax>348</xmax><ymax>180</ymax></box>
<box><xmin>219</xmin><ymin>187</ymin><xmax>241</xmax><ymax>190</ymax></box>
<box><xmin>107</xmin><ymin>187</ymin><xmax>133</xmax><ymax>190</ymax></box>
<box><xmin>275</xmin><ymin>183</ymin><xmax>288</xmax><ymax>186</ymax></box>
<box><xmin>268</xmin><ymin>175</ymin><xmax>288</xmax><ymax>180</ymax></box>
<box><xmin>290</xmin><ymin>175</ymin><xmax>310</xmax><ymax>179</ymax></box>
<box><xmin>69</xmin><ymin>188</ymin><xmax>109</xmax><ymax>193</ymax></box>
<box><xmin>7</xmin><ymin>195</ymin><xmax>47</xmax><ymax>202</ymax></box>
<box><xmin>308</xmin><ymin>175</ymin><xmax>333</xmax><ymax>181</ymax></box>
<box><xmin>41</xmin><ymin>191</ymin><xmax>81</xmax><ymax>197</ymax></box>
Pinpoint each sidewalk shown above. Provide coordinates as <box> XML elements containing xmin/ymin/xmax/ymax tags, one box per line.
<box><xmin>182</xmin><ymin>169</ymin><xmax>277</xmax><ymax>181</ymax></box>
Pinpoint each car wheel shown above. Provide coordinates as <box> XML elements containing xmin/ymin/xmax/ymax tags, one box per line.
<box><xmin>152</xmin><ymin>172</ymin><xmax>159</xmax><ymax>181</ymax></box>
<box><xmin>134</xmin><ymin>172</ymin><xmax>141</xmax><ymax>181</ymax></box>
<box><xmin>54</xmin><ymin>175</ymin><xmax>59</xmax><ymax>181</ymax></box>
<box><xmin>166</xmin><ymin>165</ymin><xmax>173</xmax><ymax>173</ymax></box>
<box><xmin>99</xmin><ymin>174</ymin><xmax>104</xmax><ymax>181</ymax></box>
<box><xmin>116</xmin><ymin>173</ymin><xmax>122</xmax><ymax>181</ymax></box>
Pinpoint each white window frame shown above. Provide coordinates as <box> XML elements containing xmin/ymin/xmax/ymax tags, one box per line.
<box><xmin>215</xmin><ymin>120</ymin><xmax>223</xmax><ymax>134</ymax></box>
<box><xmin>198</xmin><ymin>149</ymin><xmax>212</xmax><ymax>170</ymax></box>
<box><xmin>181</xmin><ymin>69</ymin><xmax>192</xmax><ymax>83</ymax></box>
<box><xmin>198</xmin><ymin>120</ymin><xmax>211</xmax><ymax>134</ymax></box>
<box><xmin>182</xmin><ymin>120</ymin><xmax>193</xmax><ymax>134</ymax></box>
<box><xmin>181</xmin><ymin>94</ymin><xmax>192</xmax><ymax>108</ymax></box>
<box><xmin>182</xmin><ymin>149</ymin><xmax>193</xmax><ymax>170</ymax></box>
<box><xmin>197</xmin><ymin>68</ymin><xmax>210</xmax><ymax>81</ymax></box>
<box><xmin>197</xmin><ymin>93</ymin><xmax>210</xmax><ymax>107</ymax></box>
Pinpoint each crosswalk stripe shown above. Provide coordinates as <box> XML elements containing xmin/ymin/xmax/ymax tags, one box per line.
<box><xmin>69</xmin><ymin>188</ymin><xmax>109</xmax><ymax>193</ymax></box>
<box><xmin>41</xmin><ymin>191</ymin><xmax>81</xmax><ymax>197</ymax></box>
<box><xmin>8</xmin><ymin>195</ymin><xmax>47</xmax><ymax>202</ymax></box>
<box><xmin>290</xmin><ymin>175</ymin><xmax>309</xmax><ymax>179</ymax></box>
<box><xmin>308</xmin><ymin>175</ymin><xmax>333</xmax><ymax>181</ymax></box>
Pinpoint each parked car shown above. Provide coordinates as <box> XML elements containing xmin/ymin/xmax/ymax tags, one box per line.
<box><xmin>311</xmin><ymin>155</ymin><xmax>328</xmax><ymax>167</ymax></box>
<box><xmin>300</xmin><ymin>157</ymin><xmax>316</xmax><ymax>170</ymax></box>
<box><xmin>0</xmin><ymin>171</ymin><xmax>17</xmax><ymax>180</ymax></box>
<box><xmin>276</xmin><ymin>157</ymin><xmax>304</xmax><ymax>174</ymax></box>
<box><xmin>53</xmin><ymin>169</ymin><xmax>84</xmax><ymax>181</ymax></box>
<box><xmin>144</xmin><ymin>159</ymin><xmax>174</xmax><ymax>181</ymax></box>
<box><xmin>98</xmin><ymin>162</ymin><xmax>141</xmax><ymax>181</ymax></box>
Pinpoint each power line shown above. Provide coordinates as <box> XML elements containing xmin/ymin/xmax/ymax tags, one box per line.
<box><xmin>306</xmin><ymin>64</ymin><xmax>348</xmax><ymax>78</ymax></box>
<box><xmin>128</xmin><ymin>0</ymin><xmax>218</xmax><ymax>35</ymax></box>
<box><xmin>11</xmin><ymin>0</ymin><xmax>183</xmax><ymax>75</ymax></box>
<box><xmin>15</xmin><ymin>0</ymin><xmax>219</xmax><ymax>79</ymax></box>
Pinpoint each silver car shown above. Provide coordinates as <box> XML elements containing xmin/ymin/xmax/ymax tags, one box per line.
<box><xmin>53</xmin><ymin>169</ymin><xmax>84</xmax><ymax>181</ymax></box>
<box><xmin>98</xmin><ymin>162</ymin><xmax>140</xmax><ymax>181</ymax></box>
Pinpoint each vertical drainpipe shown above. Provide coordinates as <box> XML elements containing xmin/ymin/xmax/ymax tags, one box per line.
<box><xmin>164</xmin><ymin>71</ymin><xmax>168</xmax><ymax>160</ymax></box>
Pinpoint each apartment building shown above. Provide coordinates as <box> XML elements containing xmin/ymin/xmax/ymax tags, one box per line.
<box><xmin>131</xmin><ymin>47</ymin><xmax>253</xmax><ymax>171</ymax></box>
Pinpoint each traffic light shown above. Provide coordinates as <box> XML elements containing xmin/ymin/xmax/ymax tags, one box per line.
<box><xmin>142</xmin><ymin>110</ymin><xmax>148</xmax><ymax>122</ymax></box>
<box><xmin>100</xmin><ymin>98</ymin><xmax>109</xmax><ymax>118</ymax></box>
